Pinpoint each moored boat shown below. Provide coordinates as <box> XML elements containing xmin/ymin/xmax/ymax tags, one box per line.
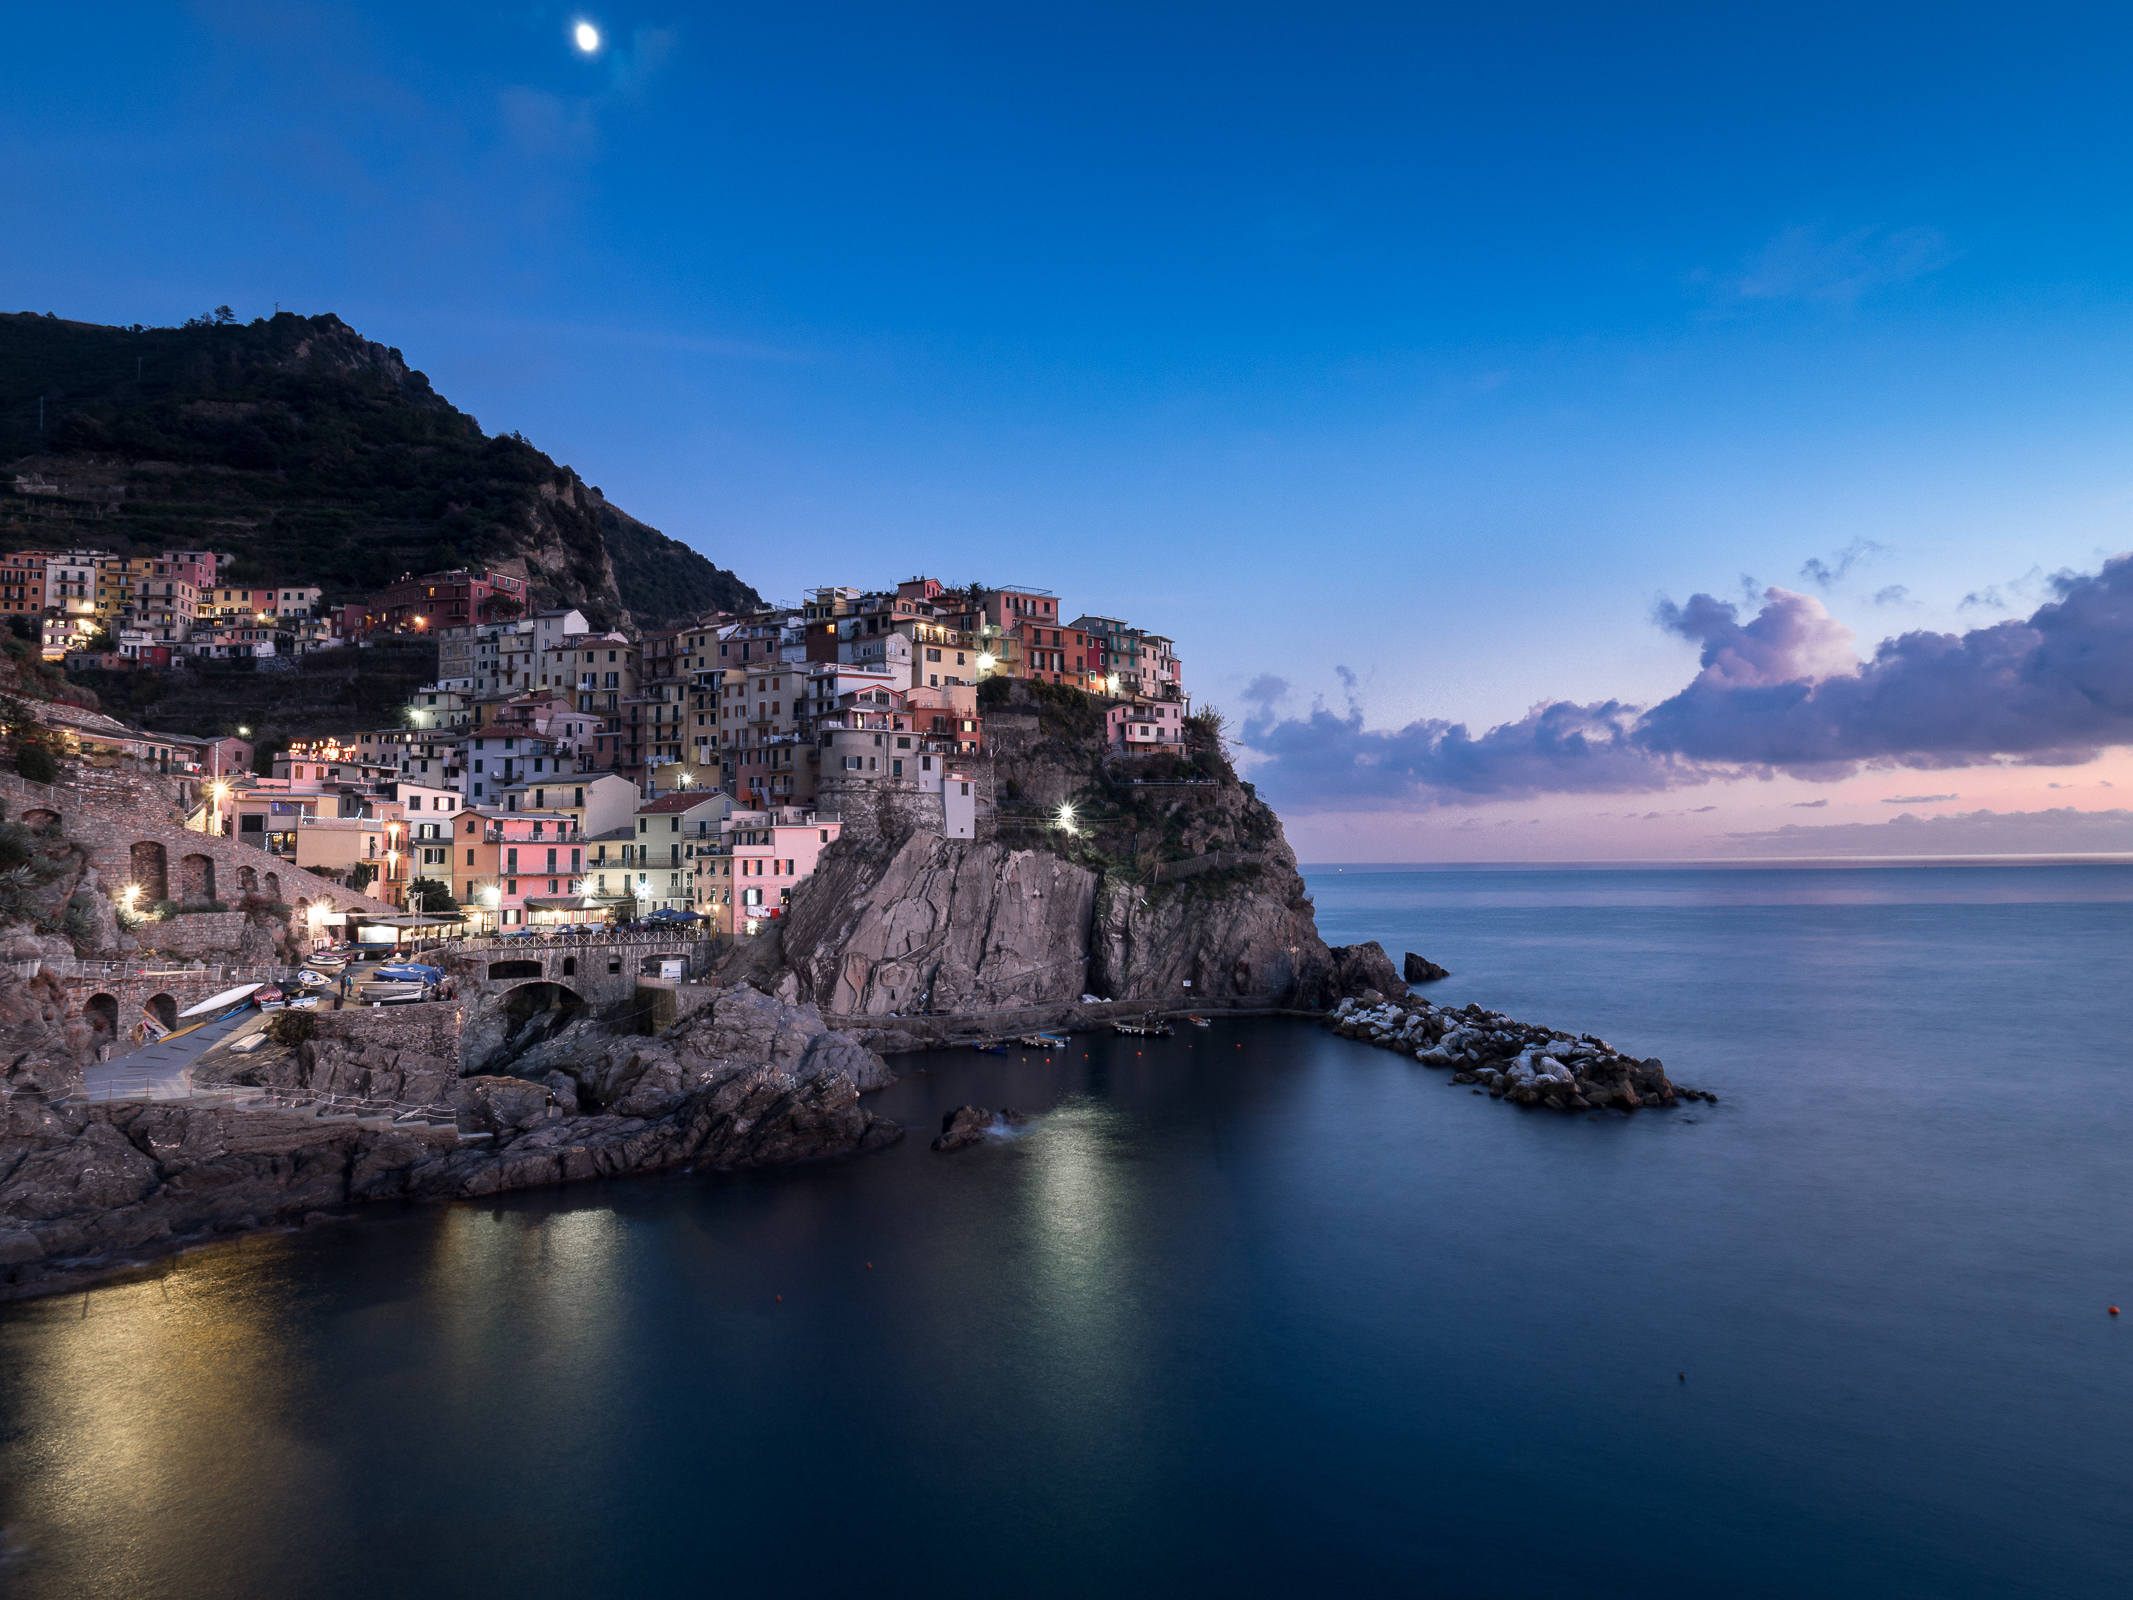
<box><xmin>1019</xmin><ymin>1033</ymin><xmax>1069</xmax><ymax>1049</ymax></box>
<box><xmin>1113</xmin><ymin>1018</ymin><xmax>1173</xmax><ymax>1038</ymax></box>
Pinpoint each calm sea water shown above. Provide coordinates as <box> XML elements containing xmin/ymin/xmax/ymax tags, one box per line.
<box><xmin>5</xmin><ymin>863</ymin><xmax>2133</xmax><ymax>1598</ymax></box>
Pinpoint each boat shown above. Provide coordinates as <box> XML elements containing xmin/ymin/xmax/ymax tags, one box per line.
<box><xmin>1187</xmin><ymin>1015</ymin><xmax>1210</xmax><ymax>1027</ymax></box>
<box><xmin>972</xmin><ymin>1040</ymin><xmax>1009</xmax><ymax>1055</ymax></box>
<box><xmin>1113</xmin><ymin>1018</ymin><xmax>1173</xmax><ymax>1038</ymax></box>
<box><xmin>177</xmin><ymin>982</ymin><xmax>264</xmax><ymax>1018</ymax></box>
<box><xmin>357</xmin><ymin>981</ymin><xmax>430</xmax><ymax>1005</ymax></box>
<box><xmin>1019</xmin><ymin>1033</ymin><xmax>1069</xmax><ymax>1050</ymax></box>
<box><xmin>375</xmin><ymin>962</ymin><xmax>444</xmax><ymax>984</ymax></box>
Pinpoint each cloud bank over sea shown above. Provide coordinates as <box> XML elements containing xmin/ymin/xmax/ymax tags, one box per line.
<box><xmin>1717</xmin><ymin>807</ymin><xmax>2133</xmax><ymax>857</ymax></box>
<box><xmin>1240</xmin><ymin>552</ymin><xmax>2133</xmax><ymax>812</ymax></box>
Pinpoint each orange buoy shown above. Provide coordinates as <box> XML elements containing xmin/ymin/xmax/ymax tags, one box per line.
<box><xmin>775</xmin><ymin>1294</ymin><xmax>783</xmax><ymax>1302</ymax></box>
<box><xmin>866</xmin><ymin>1263</ymin><xmax>873</xmax><ymax>1270</ymax></box>
<box><xmin>2112</xmin><ymin>1306</ymin><xmax>2122</xmax><ymax>1316</ymax></box>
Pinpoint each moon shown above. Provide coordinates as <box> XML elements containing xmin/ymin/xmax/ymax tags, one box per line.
<box><xmin>574</xmin><ymin>21</ymin><xmax>599</xmax><ymax>52</ymax></box>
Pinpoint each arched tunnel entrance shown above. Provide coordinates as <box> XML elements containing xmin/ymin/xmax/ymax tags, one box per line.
<box><xmin>485</xmin><ymin>981</ymin><xmax>587</xmax><ymax>1072</ymax></box>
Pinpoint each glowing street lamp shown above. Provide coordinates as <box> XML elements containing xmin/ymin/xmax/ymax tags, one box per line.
<box><xmin>1055</xmin><ymin>801</ymin><xmax>1078</xmax><ymax>837</ymax></box>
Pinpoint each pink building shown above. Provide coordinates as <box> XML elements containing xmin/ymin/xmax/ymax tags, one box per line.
<box><xmin>717</xmin><ymin>805</ymin><xmax>841</xmax><ymax>936</ymax></box>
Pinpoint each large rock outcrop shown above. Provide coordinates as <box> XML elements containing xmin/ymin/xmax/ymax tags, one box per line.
<box><xmin>779</xmin><ymin>685</ymin><xmax>1353</xmax><ymax>1017</ymax></box>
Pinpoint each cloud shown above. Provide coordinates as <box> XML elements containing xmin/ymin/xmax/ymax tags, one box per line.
<box><xmin>1800</xmin><ymin>539</ymin><xmax>1886</xmax><ymax>590</ymax></box>
<box><xmin>1654</xmin><ymin>586</ymin><xmax>1860</xmax><ymax>689</ymax></box>
<box><xmin>1722</xmin><ymin>808</ymin><xmax>2133</xmax><ymax>857</ymax></box>
<box><xmin>1874</xmin><ymin>585</ymin><xmax>1911</xmax><ymax>606</ymax></box>
<box><xmin>1883</xmin><ymin>794</ymin><xmax>1957</xmax><ymax>804</ymax></box>
<box><xmin>1238</xmin><ymin>698</ymin><xmax>1699</xmax><ymax>807</ymax></box>
<box><xmin>1729</xmin><ymin>223</ymin><xmax>1957</xmax><ymax>306</ymax></box>
<box><xmin>1241</xmin><ymin>674</ymin><xmax>1290</xmax><ymax>710</ymax></box>
<box><xmin>1240</xmin><ymin>553</ymin><xmax>2133</xmax><ymax>812</ymax></box>
<box><xmin>1791</xmin><ymin>799</ymin><xmax>1830</xmax><ymax>808</ymax></box>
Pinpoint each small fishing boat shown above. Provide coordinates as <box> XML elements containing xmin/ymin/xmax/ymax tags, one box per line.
<box><xmin>1187</xmin><ymin>1015</ymin><xmax>1210</xmax><ymax>1028</ymax></box>
<box><xmin>1019</xmin><ymin>1033</ymin><xmax>1069</xmax><ymax>1050</ymax></box>
<box><xmin>375</xmin><ymin>962</ymin><xmax>444</xmax><ymax>985</ymax></box>
<box><xmin>178</xmin><ymin>982</ymin><xmax>264</xmax><ymax>1018</ymax></box>
<box><xmin>972</xmin><ymin>1040</ymin><xmax>1009</xmax><ymax>1055</ymax></box>
<box><xmin>1113</xmin><ymin>1018</ymin><xmax>1173</xmax><ymax>1038</ymax></box>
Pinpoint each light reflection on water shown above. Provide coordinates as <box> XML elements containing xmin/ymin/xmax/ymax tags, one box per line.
<box><xmin>3</xmin><ymin>865</ymin><xmax>2132</xmax><ymax>1598</ymax></box>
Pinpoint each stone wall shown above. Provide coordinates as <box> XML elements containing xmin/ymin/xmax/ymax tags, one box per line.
<box><xmin>305</xmin><ymin>1001</ymin><xmax>464</xmax><ymax>1061</ymax></box>
<box><xmin>814</xmin><ymin>774</ymin><xmax>951</xmax><ymax>845</ymax></box>
<box><xmin>131</xmin><ymin>911</ymin><xmax>255</xmax><ymax>958</ymax></box>
<box><xmin>0</xmin><ymin>768</ymin><xmax>397</xmax><ymax>942</ymax></box>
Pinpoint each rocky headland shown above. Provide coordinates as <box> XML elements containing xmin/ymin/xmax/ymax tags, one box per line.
<box><xmin>0</xmin><ymin>679</ymin><xmax>1672</xmax><ymax>1300</ymax></box>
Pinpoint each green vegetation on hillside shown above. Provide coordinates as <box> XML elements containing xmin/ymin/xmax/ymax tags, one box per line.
<box><xmin>0</xmin><ymin>310</ymin><xmax>762</xmax><ymax>624</ymax></box>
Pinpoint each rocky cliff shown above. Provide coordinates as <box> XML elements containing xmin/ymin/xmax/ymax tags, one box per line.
<box><xmin>0</xmin><ymin>309</ymin><xmax>760</xmax><ymax>627</ymax></box>
<box><xmin>0</xmin><ymin>979</ymin><xmax>899</xmax><ymax>1299</ymax></box>
<box><xmin>779</xmin><ymin>681</ymin><xmax>1384</xmax><ymax>1017</ymax></box>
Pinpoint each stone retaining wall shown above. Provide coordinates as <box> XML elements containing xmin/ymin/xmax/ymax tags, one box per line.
<box><xmin>305</xmin><ymin>1002</ymin><xmax>464</xmax><ymax>1060</ymax></box>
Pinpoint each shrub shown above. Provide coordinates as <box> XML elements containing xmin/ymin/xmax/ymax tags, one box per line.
<box><xmin>150</xmin><ymin>898</ymin><xmax>179</xmax><ymax>921</ymax></box>
<box><xmin>15</xmin><ymin>743</ymin><xmax>58</xmax><ymax>785</ymax></box>
<box><xmin>976</xmin><ymin>675</ymin><xmax>1013</xmax><ymax>709</ymax></box>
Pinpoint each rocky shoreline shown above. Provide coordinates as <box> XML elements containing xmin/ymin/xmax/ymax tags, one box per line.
<box><xmin>0</xmin><ymin>983</ymin><xmax>901</xmax><ymax>1300</ymax></box>
<box><xmin>1327</xmin><ymin>991</ymin><xmax>1716</xmax><ymax>1111</ymax></box>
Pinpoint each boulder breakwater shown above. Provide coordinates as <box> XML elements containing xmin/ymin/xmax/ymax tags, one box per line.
<box><xmin>1327</xmin><ymin>992</ymin><xmax>1715</xmax><ymax>1110</ymax></box>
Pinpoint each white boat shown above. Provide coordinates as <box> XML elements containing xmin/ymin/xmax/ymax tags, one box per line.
<box><xmin>178</xmin><ymin>982</ymin><xmax>264</xmax><ymax>1018</ymax></box>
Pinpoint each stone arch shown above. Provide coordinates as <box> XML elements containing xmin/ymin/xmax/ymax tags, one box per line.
<box><xmin>85</xmin><ymin>993</ymin><xmax>118</xmax><ymax>1036</ymax></box>
<box><xmin>264</xmin><ymin>871</ymin><xmax>281</xmax><ymax>902</ymax></box>
<box><xmin>146</xmin><ymin>993</ymin><xmax>178</xmax><ymax>1031</ymax></box>
<box><xmin>238</xmin><ymin>865</ymin><xmax>258</xmax><ymax>893</ymax></box>
<box><xmin>561</xmin><ymin>956</ymin><xmax>576</xmax><ymax>977</ymax></box>
<box><xmin>20</xmin><ymin>807</ymin><xmax>59</xmax><ymax>835</ymax></box>
<box><xmin>131</xmin><ymin>841</ymin><xmax>168</xmax><ymax>901</ymax></box>
<box><xmin>488</xmin><ymin>959</ymin><xmax>543</xmax><ymax>981</ymax></box>
<box><xmin>178</xmin><ymin>853</ymin><xmax>215</xmax><ymax>906</ymax></box>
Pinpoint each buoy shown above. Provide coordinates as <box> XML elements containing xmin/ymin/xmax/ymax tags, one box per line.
<box><xmin>2112</xmin><ymin>1306</ymin><xmax>2121</xmax><ymax>1316</ymax></box>
<box><xmin>866</xmin><ymin>1263</ymin><xmax>873</xmax><ymax>1270</ymax></box>
<box><xmin>1678</xmin><ymin>1372</ymin><xmax>1685</xmax><ymax>1383</ymax></box>
<box><xmin>775</xmin><ymin>1294</ymin><xmax>783</xmax><ymax>1302</ymax></box>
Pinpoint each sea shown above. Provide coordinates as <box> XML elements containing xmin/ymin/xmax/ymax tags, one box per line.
<box><xmin>3</xmin><ymin>861</ymin><xmax>2132</xmax><ymax>1598</ymax></box>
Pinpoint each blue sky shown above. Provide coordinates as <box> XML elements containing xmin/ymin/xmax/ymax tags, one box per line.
<box><xmin>11</xmin><ymin>2</ymin><xmax>2133</xmax><ymax>856</ymax></box>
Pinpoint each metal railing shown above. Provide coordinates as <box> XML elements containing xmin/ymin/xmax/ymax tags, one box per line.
<box><xmin>437</xmin><ymin>928</ymin><xmax>722</xmax><ymax>956</ymax></box>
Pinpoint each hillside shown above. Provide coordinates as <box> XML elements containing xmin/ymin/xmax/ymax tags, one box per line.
<box><xmin>0</xmin><ymin>309</ymin><xmax>760</xmax><ymax>627</ymax></box>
